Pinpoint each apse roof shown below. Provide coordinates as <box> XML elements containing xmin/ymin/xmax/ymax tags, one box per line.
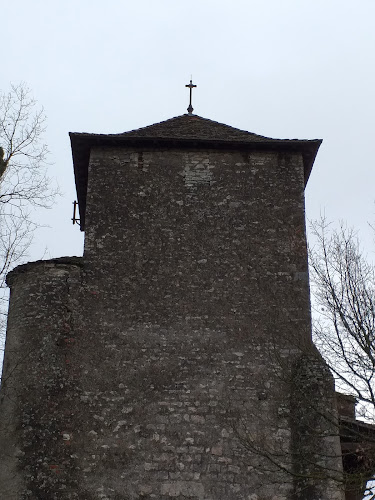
<box><xmin>70</xmin><ymin>114</ymin><xmax>322</xmax><ymax>230</ymax></box>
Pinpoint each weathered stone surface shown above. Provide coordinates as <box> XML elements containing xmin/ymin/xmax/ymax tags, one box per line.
<box><xmin>0</xmin><ymin>115</ymin><xmax>344</xmax><ymax>499</ymax></box>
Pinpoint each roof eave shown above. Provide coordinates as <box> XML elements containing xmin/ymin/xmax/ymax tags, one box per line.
<box><xmin>70</xmin><ymin>134</ymin><xmax>322</xmax><ymax>231</ymax></box>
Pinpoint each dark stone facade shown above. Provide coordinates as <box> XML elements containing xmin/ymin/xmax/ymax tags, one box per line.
<box><xmin>0</xmin><ymin>115</ymin><xmax>345</xmax><ymax>499</ymax></box>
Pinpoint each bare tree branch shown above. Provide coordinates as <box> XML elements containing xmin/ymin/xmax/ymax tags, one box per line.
<box><xmin>0</xmin><ymin>82</ymin><xmax>56</xmax><ymax>345</ymax></box>
<box><xmin>308</xmin><ymin>216</ymin><xmax>375</xmax><ymax>498</ymax></box>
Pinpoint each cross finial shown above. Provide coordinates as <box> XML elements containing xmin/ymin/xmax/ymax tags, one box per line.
<box><xmin>185</xmin><ymin>79</ymin><xmax>197</xmax><ymax>114</ymax></box>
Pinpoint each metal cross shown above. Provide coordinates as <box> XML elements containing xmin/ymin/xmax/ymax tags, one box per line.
<box><xmin>185</xmin><ymin>79</ymin><xmax>197</xmax><ymax>114</ymax></box>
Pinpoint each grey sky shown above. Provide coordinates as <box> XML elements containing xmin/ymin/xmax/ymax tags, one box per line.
<box><xmin>2</xmin><ymin>0</ymin><xmax>375</xmax><ymax>261</ymax></box>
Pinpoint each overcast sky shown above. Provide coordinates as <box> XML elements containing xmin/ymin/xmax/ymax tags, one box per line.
<box><xmin>2</xmin><ymin>0</ymin><xmax>375</xmax><ymax>261</ymax></box>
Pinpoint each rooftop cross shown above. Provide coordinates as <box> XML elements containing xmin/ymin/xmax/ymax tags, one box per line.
<box><xmin>185</xmin><ymin>79</ymin><xmax>197</xmax><ymax>115</ymax></box>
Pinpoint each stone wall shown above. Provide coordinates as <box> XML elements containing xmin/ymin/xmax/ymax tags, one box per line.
<box><xmin>84</xmin><ymin>148</ymin><xmax>311</xmax><ymax>331</ymax></box>
<box><xmin>0</xmin><ymin>145</ymin><xmax>345</xmax><ymax>499</ymax></box>
<box><xmin>76</xmin><ymin>146</ymin><xmax>318</xmax><ymax>498</ymax></box>
<box><xmin>0</xmin><ymin>258</ymin><xmax>83</xmax><ymax>499</ymax></box>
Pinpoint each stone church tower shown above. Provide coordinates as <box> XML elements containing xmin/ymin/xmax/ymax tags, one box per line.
<box><xmin>0</xmin><ymin>113</ymin><xmax>346</xmax><ymax>499</ymax></box>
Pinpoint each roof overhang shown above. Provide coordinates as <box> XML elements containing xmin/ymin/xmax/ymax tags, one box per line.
<box><xmin>70</xmin><ymin>133</ymin><xmax>322</xmax><ymax>231</ymax></box>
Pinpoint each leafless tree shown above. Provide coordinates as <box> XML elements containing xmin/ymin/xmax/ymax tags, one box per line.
<box><xmin>309</xmin><ymin>218</ymin><xmax>375</xmax><ymax>420</ymax></box>
<box><xmin>309</xmin><ymin>217</ymin><xmax>375</xmax><ymax>499</ymax></box>
<box><xmin>0</xmin><ymin>83</ymin><xmax>55</xmax><ymax>337</ymax></box>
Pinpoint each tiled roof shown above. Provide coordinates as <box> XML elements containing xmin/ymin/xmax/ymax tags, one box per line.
<box><xmin>72</xmin><ymin>114</ymin><xmax>312</xmax><ymax>144</ymax></box>
<box><xmin>70</xmin><ymin>114</ymin><xmax>322</xmax><ymax>231</ymax></box>
<box><xmin>114</xmin><ymin>114</ymin><xmax>274</xmax><ymax>142</ymax></box>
